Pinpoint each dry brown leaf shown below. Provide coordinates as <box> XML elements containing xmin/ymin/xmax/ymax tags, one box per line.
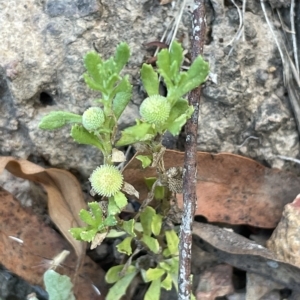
<box><xmin>193</xmin><ymin>222</ymin><xmax>300</xmax><ymax>292</ymax></box>
<box><xmin>0</xmin><ymin>187</ymin><xmax>107</xmax><ymax>299</ymax></box>
<box><xmin>0</xmin><ymin>157</ymin><xmax>85</xmax><ymax>258</ymax></box>
<box><xmin>123</xmin><ymin>150</ymin><xmax>300</xmax><ymax>227</ymax></box>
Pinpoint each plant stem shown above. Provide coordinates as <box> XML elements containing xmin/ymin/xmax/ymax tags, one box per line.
<box><xmin>178</xmin><ymin>1</ymin><xmax>206</xmax><ymax>299</ymax></box>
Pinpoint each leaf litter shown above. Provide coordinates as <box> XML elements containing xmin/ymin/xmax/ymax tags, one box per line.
<box><xmin>0</xmin><ymin>157</ymin><xmax>106</xmax><ymax>299</ymax></box>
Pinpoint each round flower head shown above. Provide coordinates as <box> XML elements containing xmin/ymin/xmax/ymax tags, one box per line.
<box><xmin>82</xmin><ymin>107</ymin><xmax>105</xmax><ymax>132</ymax></box>
<box><xmin>140</xmin><ymin>95</ymin><xmax>171</xmax><ymax>125</ymax></box>
<box><xmin>89</xmin><ymin>165</ymin><xmax>123</xmax><ymax>197</ymax></box>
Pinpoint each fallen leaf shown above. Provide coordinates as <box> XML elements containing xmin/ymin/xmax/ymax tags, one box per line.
<box><xmin>123</xmin><ymin>150</ymin><xmax>300</xmax><ymax>227</ymax></box>
<box><xmin>0</xmin><ymin>157</ymin><xmax>86</xmax><ymax>258</ymax></box>
<box><xmin>0</xmin><ymin>187</ymin><xmax>107</xmax><ymax>299</ymax></box>
<box><xmin>192</xmin><ymin>222</ymin><xmax>300</xmax><ymax>292</ymax></box>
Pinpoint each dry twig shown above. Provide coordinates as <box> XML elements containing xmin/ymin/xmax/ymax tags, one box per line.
<box><xmin>178</xmin><ymin>1</ymin><xmax>206</xmax><ymax>299</ymax></box>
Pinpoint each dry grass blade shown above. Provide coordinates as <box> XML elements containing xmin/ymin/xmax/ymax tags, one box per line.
<box><xmin>290</xmin><ymin>0</ymin><xmax>299</xmax><ymax>75</ymax></box>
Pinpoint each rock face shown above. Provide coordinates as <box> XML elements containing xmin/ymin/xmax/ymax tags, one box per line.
<box><xmin>0</xmin><ymin>0</ymin><xmax>296</xmax><ymax>179</ymax></box>
<box><xmin>0</xmin><ymin>0</ymin><xmax>298</xmax><ymax>179</ymax></box>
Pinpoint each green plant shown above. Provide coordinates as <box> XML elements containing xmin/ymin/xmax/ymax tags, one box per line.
<box><xmin>39</xmin><ymin>41</ymin><xmax>209</xmax><ymax>299</ymax></box>
<box><xmin>43</xmin><ymin>270</ymin><xmax>75</xmax><ymax>300</ymax></box>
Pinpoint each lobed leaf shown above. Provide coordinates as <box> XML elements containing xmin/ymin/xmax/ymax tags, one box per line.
<box><xmin>144</xmin><ymin>279</ymin><xmax>161</xmax><ymax>300</ymax></box>
<box><xmin>79</xmin><ymin>227</ymin><xmax>98</xmax><ymax>242</ymax></box>
<box><xmin>116</xmin><ymin>122</ymin><xmax>156</xmax><ymax>146</ymax></box>
<box><xmin>141</xmin><ymin>64</ymin><xmax>159</xmax><ymax>96</ymax></box>
<box><xmin>70</xmin><ymin>124</ymin><xmax>104</xmax><ymax>151</ymax></box>
<box><xmin>156</xmin><ymin>49</ymin><xmax>173</xmax><ymax>89</ymax></box>
<box><xmin>165</xmin><ymin>230</ymin><xmax>179</xmax><ymax>255</ymax></box>
<box><xmin>117</xmin><ymin>236</ymin><xmax>133</xmax><ymax>255</ymax></box>
<box><xmin>84</xmin><ymin>51</ymin><xmax>103</xmax><ymax>84</ymax></box>
<box><xmin>145</xmin><ymin>268</ymin><xmax>165</xmax><ymax>282</ymax></box>
<box><xmin>122</xmin><ymin>219</ymin><xmax>136</xmax><ymax>237</ymax></box>
<box><xmin>39</xmin><ymin>111</ymin><xmax>82</xmax><ymax>130</ymax></box>
<box><xmin>169</xmin><ymin>41</ymin><xmax>184</xmax><ymax>75</ymax></box>
<box><xmin>44</xmin><ymin>270</ymin><xmax>75</xmax><ymax>300</ymax></box>
<box><xmin>151</xmin><ymin>214</ymin><xmax>162</xmax><ymax>236</ymax></box>
<box><xmin>79</xmin><ymin>209</ymin><xmax>98</xmax><ymax>226</ymax></box>
<box><xmin>106</xmin><ymin>269</ymin><xmax>138</xmax><ymax>300</ymax></box>
<box><xmin>114</xmin><ymin>42</ymin><xmax>130</xmax><ymax>73</ymax></box>
<box><xmin>140</xmin><ymin>206</ymin><xmax>156</xmax><ymax>236</ymax></box>
<box><xmin>88</xmin><ymin>201</ymin><xmax>103</xmax><ymax>221</ymax></box>
<box><xmin>161</xmin><ymin>272</ymin><xmax>172</xmax><ymax>290</ymax></box>
<box><xmin>141</xmin><ymin>235</ymin><xmax>160</xmax><ymax>254</ymax></box>
<box><xmin>136</xmin><ymin>155</ymin><xmax>152</xmax><ymax>168</ymax></box>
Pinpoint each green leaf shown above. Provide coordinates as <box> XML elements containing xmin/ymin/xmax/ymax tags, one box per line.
<box><xmin>106</xmin><ymin>269</ymin><xmax>138</xmax><ymax>300</ymax></box>
<box><xmin>104</xmin><ymin>215</ymin><xmax>118</xmax><ymax>226</ymax></box>
<box><xmin>167</xmin><ymin>98</ymin><xmax>190</xmax><ymax>122</ymax></box>
<box><xmin>39</xmin><ymin>111</ymin><xmax>82</xmax><ymax>130</ymax></box>
<box><xmin>159</xmin><ymin>261</ymin><xmax>171</xmax><ymax>272</ymax></box>
<box><xmin>113</xmin><ymin>91</ymin><xmax>132</xmax><ymax>120</ymax></box>
<box><xmin>83</xmin><ymin>73</ymin><xmax>104</xmax><ymax>91</ymax></box>
<box><xmin>140</xmin><ymin>206</ymin><xmax>156</xmax><ymax>236</ymax></box>
<box><xmin>84</xmin><ymin>51</ymin><xmax>103</xmax><ymax>84</ymax></box>
<box><xmin>105</xmin><ymin>73</ymin><xmax>121</xmax><ymax>91</ymax></box>
<box><xmin>100</xmin><ymin>57</ymin><xmax>116</xmax><ymax>78</ymax></box>
<box><xmin>167</xmin><ymin>113</ymin><xmax>192</xmax><ymax>136</ymax></box>
<box><xmin>169</xmin><ymin>41</ymin><xmax>183</xmax><ymax>76</ymax></box>
<box><xmin>163</xmin><ymin>248</ymin><xmax>171</xmax><ymax>257</ymax></box>
<box><xmin>105</xmin><ymin>265</ymin><xmax>125</xmax><ymax>284</ymax></box>
<box><xmin>106</xmin><ymin>229</ymin><xmax>126</xmax><ymax>238</ymax></box>
<box><xmin>44</xmin><ymin>270</ymin><xmax>75</xmax><ymax>300</ymax></box>
<box><xmin>112</xmin><ymin>75</ymin><xmax>132</xmax><ymax>97</ymax></box>
<box><xmin>70</xmin><ymin>124</ymin><xmax>104</xmax><ymax>151</ymax></box>
<box><xmin>80</xmin><ymin>227</ymin><xmax>98</xmax><ymax>242</ymax></box>
<box><xmin>114</xmin><ymin>191</ymin><xmax>128</xmax><ymax>210</ymax></box>
<box><xmin>116</xmin><ymin>122</ymin><xmax>156</xmax><ymax>146</ymax></box>
<box><xmin>141</xmin><ymin>235</ymin><xmax>160</xmax><ymax>254</ymax></box>
<box><xmin>114</xmin><ymin>42</ymin><xmax>130</xmax><ymax>73</ymax></box>
<box><xmin>177</xmin><ymin>56</ymin><xmax>209</xmax><ymax>97</ymax></box>
<box><xmin>165</xmin><ymin>230</ymin><xmax>179</xmax><ymax>255</ymax></box>
<box><xmin>79</xmin><ymin>209</ymin><xmax>98</xmax><ymax>226</ymax></box>
<box><xmin>151</xmin><ymin>214</ymin><xmax>162</xmax><ymax>236</ymax></box>
<box><xmin>144</xmin><ymin>177</ymin><xmax>166</xmax><ymax>200</ymax></box>
<box><xmin>161</xmin><ymin>272</ymin><xmax>172</xmax><ymax>290</ymax></box>
<box><xmin>117</xmin><ymin>236</ymin><xmax>133</xmax><ymax>255</ymax></box>
<box><xmin>144</xmin><ymin>279</ymin><xmax>161</xmax><ymax>300</ymax></box>
<box><xmin>171</xmin><ymin>273</ymin><xmax>178</xmax><ymax>292</ymax></box>
<box><xmin>136</xmin><ymin>155</ymin><xmax>152</xmax><ymax>168</ymax></box>
<box><xmin>169</xmin><ymin>257</ymin><xmax>179</xmax><ymax>274</ymax></box>
<box><xmin>157</xmin><ymin>49</ymin><xmax>173</xmax><ymax>89</ymax></box>
<box><xmin>69</xmin><ymin>227</ymin><xmax>85</xmax><ymax>240</ymax></box>
<box><xmin>108</xmin><ymin>197</ymin><xmax>121</xmax><ymax>215</ymax></box>
<box><xmin>122</xmin><ymin>219</ymin><xmax>136</xmax><ymax>237</ymax></box>
<box><xmin>141</xmin><ymin>64</ymin><xmax>159</xmax><ymax>96</ymax></box>
<box><xmin>88</xmin><ymin>201</ymin><xmax>103</xmax><ymax>221</ymax></box>
<box><xmin>145</xmin><ymin>268</ymin><xmax>165</xmax><ymax>282</ymax></box>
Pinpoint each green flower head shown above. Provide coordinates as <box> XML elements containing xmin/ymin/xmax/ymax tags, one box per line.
<box><xmin>89</xmin><ymin>165</ymin><xmax>123</xmax><ymax>197</ymax></box>
<box><xmin>82</xmin><ymin>107</ymin><xmax>105</xmax><ymax>132</ymax></box>
<box><xmin>140</xmin><ymin>95</ymin><xmax>171</xmax><ymax>125</ymax></box>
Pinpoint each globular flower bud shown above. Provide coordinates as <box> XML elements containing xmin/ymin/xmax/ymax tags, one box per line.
<box><xmin>89</xmin><ymin>165</ymin><xmax>123</xmax><ymax>197</ymax></box>
<box><xmin>82</xmin><ymin>107</ymin><xmax>105</xmax><ymax>132</ymax></box>
<box><xmin>140</xmin><ymin>95</ymin><xmax>171</xmax><ymax>126</ymax></box>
